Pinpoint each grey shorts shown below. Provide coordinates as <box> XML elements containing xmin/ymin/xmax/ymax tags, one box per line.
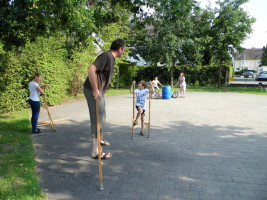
<box><xmin>83</xmin><ymin>87</ymin><xmax>106</xmax><ymax>138</ymax></box>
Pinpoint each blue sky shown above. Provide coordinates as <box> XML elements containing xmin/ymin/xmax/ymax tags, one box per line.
<box><xmin>198</xmin><ymin>0</ymin><xmax>267</xmax><ymax>49</ymax></box>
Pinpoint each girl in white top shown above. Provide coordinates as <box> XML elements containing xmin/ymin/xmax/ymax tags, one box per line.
<box><xmin>28</xmin><ymin>73</ymin><xmax>50</xmax><ymax>134</ymax></box>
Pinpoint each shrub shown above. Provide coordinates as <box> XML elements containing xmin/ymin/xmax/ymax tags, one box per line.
<box><xmin>67</xmin><ymin>38</ymin><xmax>97</xmax><ymax>96</ymax></box>
<box><xmin>132</xmin><ymin>64</ymin><xmax>230</xmax><ymax>87</ymax></box>
<box><xmin>0</xmin><ymin>34</ymin><xmax>101</xmax><ymax>114</ymax></box>
<box><xmin>21</xmin><ymin>33</ymin><xmax>69</xmax><ymax>105</ymax></box>
<box><xmin>0</xmin><ymin>44</ymin><xmax>29</xmax><ymax>114</ymax></box>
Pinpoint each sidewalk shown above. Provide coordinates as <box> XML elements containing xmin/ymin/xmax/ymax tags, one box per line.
<box><xmin>34</xmin><ymin>92</ymin><xmax>267</xmax><ymax>200</ymax></box>
<box><xmin>229</xmin><ymin>77</ymin><xmax>266</xmax><ymax>87</ymax></box>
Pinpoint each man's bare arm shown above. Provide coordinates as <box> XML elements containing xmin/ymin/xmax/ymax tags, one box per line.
<box><xmin>88</xmin><ymin>64</ymin><xmax>100</xmax><ymax>99</ymax></box>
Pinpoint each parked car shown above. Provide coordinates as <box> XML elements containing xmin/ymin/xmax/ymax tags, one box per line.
<box><xmin>243</xmin><ymin>71</ymin><xmax>254</xmax><ymax>78</ymax></box>
<box><xmin>256</xmin><ymin>71</ymin><xmax>267</xmax><ymax>81</ymax></box>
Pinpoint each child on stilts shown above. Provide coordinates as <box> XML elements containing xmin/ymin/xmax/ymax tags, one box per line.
<box><xmin>130</xmin><ymin>80</ymin><xmax>152</xmax><ymax>136</ymax></box>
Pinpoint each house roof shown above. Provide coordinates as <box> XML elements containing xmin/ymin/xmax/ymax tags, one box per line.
<box><xmin>234</xmin><ymin>48</ymin><xmax>264</xmax><ymax>60</ymax></box>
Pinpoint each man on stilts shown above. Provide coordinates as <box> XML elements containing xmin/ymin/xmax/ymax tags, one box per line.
<box><xmin>83</xmin><ymin>39</ymin><xmax>126</xmax><ymax>160</ymax></box>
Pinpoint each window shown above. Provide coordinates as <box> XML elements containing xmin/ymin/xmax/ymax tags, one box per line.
<box><xmin>242</xmin><ymin>60</ymin><xmax>248</xmax><ymax>66</ymax></box>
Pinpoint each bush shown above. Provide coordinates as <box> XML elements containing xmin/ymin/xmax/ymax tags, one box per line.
<box><xmin>67</xmin><ymin>38</ymin><xmax>97</xmax><ymax>96</ymax></box>
<box><xmin>21</xmin><ymin>33</ymin><xmax>69</xmax><ymax>105</ymax></box>
<box><xmin>134</xmin><ymin>65</ymin><xmax>170</xmax><ymax>84</ymax></box>
<box><xmin>0</xmin><ymin>33</ymin><xmax>101</xmax><ymax>114</ymax></box>
<box><xmin>132</xmin><ymin>64</ymin><xmax>230</xmax><ymax>87</ymax></box>
<box><xmin>113</xmin><ymin>62</ymin><xmax>137</xmax><ymax>88</ymax></box>
<box><xmin>0</xmin><ymin>44</ymin><xmax>29</xmax><ymax>114</ymax></box>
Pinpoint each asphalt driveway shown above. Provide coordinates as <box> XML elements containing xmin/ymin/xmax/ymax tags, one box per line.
<box><xmin>34</xmin><ymin>92</ymin><xmax>267</xmax><ymax>200</ymax></box>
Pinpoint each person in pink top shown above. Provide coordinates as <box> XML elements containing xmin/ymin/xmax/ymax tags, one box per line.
<box><xmin>178</xmin><ymin>72</ymin><xmax>186</xmax><ymax>98</ymax></box>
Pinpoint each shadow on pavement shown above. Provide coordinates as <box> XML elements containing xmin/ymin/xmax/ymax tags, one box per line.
<box><xmin>34</xmin><ymin>119</ymin><xmax>267</xmax><ymax>200</ymax></box>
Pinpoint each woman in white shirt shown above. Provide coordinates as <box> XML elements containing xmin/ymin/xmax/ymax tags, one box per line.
<box><xmin>28</xmin><ymin>73</ymin><xmax>50</xmax><ymax>134</ymax></box>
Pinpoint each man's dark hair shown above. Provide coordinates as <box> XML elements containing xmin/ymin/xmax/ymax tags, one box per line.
<box><xmin>110</xmin><ymin>39</ymin><xmax>126</xmax><ymax>51</ymax></box>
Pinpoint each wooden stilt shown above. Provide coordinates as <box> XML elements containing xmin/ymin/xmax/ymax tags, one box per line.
<box><xmin>148</xmin><ymin>85</ymin><xmax>151</xmax><ymax>138</ymax></box>
<box><xmin>38</xmin><ymin>118</ymin><xmax>69</xmax><ymax>124</ymax></box>
<box><xmin>43</xmin><ymin>95</ymin><xmax>56</xmax><ymax>132</ymax></box>
<box><xmin>37</xmin><ymin>121</ymin><xmax>70</xmax><ymax>127</ymax></box>
<box><xmin>96</xmin><ymin>97</ymin><xmax>103</xmax><ymax>191</ymax></box>
<box><xmin>144</xmin><ymin>85</ymin><xmax>152</xmax><ymax>138</ymax></box>
<box><xmin>132</xmin><ymin>82</ymin><xmax>137</xmax><ymax>139</ymax></box>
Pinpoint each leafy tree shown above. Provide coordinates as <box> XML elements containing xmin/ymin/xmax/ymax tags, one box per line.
<box><xmin>130</xmin><ymin>0</ymin><xmax>198</xmax><ymax>87</ymax></box>
<box><xmin>211</xmin><ymin>0</ymin><xmax>255</xmax><ymax>87</ymax></box>
<box><xmin>67</xmin><ymin>37</ymin><xmax>98</xmax><ymax>96</ymax></box>
<box><xmin>186</xmin><ymin>7</ymin><xmax>214</xmax><ymax>66</ymax></box>
<box><xmin>0</xmin><ymin>0</ymin><xmax>147</xmax><ymax>48</ymax></box>
<box><xmin>0</xmin><ymin>0</ymin><xmax>95</xmax><ymax>48</ymax></box>
<box><xmin>99</xmin><ymin>27</ymin><xmax>131</xmax><ymax>89</ymax></box>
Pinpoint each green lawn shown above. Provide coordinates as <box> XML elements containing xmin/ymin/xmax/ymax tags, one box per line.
<box><xmin>65</xmin><ymin>86</ymin><xmax>267</xmax><ymax>99</ymax></box>
<box><xmin>105</xmin><ymin>88</ymin><xmax>130</xmax><ymax>96</ymax></box>
<box><xmin>186</xmin><ymin>86</ymin><xmax>267</xmax><ymax>95</ymax></box>
<box><xmin>107</xmin><ymin>86</ymin><xmax>267</xmax><ymax>95</ymax></box>
<box><xmin>0</xmin><ymin>109</ymin><xmax>44</xmax><ymax>200</ymax></box>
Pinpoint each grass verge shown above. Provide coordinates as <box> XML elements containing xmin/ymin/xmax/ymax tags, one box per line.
<box><xmin>104</xmin><ymin>86</ymin><xmax>267</xmax><ymax>96</ymax></box>
<box><xmin>64</xmin><ymin>86</ymin><xmax>267</xmax><ymax>102</ymax></box>
<box><xmin>0</xmin><ymin>109</ymin><xmax>44</xmax><ymax>200</ymax></box>
<box><xmin>105</xmin><ymin>86</ymin><xmax>267</xmax><ymax>96</ymax></box>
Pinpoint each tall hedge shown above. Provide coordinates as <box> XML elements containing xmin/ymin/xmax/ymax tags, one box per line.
<box><xmin>0</xmin><ymin>35</ymin><xmax>231</xmax><ymax>114</ymax></box>
<box><xmin>67</xmin><ymin>38</ymin><xmax>97</xmax><ymax>96</ymax></box>
<box><xmin>21</xmin><ymin>33</ymin><xmax>70</xmax><ymax>105</ymax></box>
<box><xmin>134</xmin><ymin>64</ymin><xmax>230</xmax><ymax>86</ymax></box>
<box><xmin>0</xmin><ymin>33</ymin><xmax>98</xmax><ymax>114</ymax></box>
<box><xmin>0</xmin><ymin>43</ymin><xmax>29</xmax><ymax>113</ymax></box>
<box><xmin>110</xmin><ymin>62</ymin><xmax>137</xmax><ymax>89</ymax></box>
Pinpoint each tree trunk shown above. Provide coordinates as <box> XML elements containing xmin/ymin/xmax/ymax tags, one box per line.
<box><xmin>171</xmin><ymin>65</ymin><xmax>174</xmax><ymax>87</ymax></box>
<box><xmin>218</xmin><ymin>59</ymin><xmax>222</xmax><ymax>88</ymax></box>
<box><xmin>116</xmin><ymin>66</ymin><xmax>119</xmax><ymax>89</ymax></box>
<box><xmin>225</xmin><ymin>71</ymin><xmax>229</xmax><ymax>85</ymax></box>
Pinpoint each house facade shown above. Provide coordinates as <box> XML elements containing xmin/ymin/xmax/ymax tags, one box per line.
<box><xmin>233</xmin><ymin>47</ymin><xmax>265</xmax><ymax>72</ymax></box>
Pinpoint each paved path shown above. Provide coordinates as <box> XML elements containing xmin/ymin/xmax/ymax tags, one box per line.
<box><xmin>34</xmin><ymin>92</ymin><xmax>267</xmax><ymax>200</ymax></box>
<box><xmin>229</xmin><ymin>77</ymin><xmax>267</xmax><ymax>87</ymax></box>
